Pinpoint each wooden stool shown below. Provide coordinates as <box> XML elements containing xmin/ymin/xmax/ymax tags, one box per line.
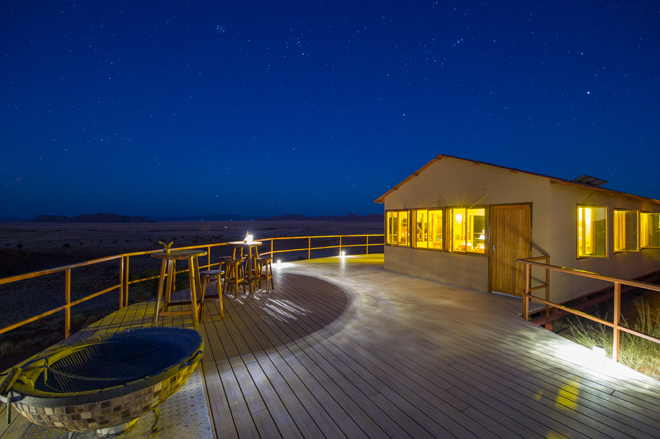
<box><xmin>200</xmin><ymin>268</ymin><xmax>225</xmax><ymax>318</ymax></box>
<box><xmin>223</xmin><ymin>258</ymin><xmax>246</xmax><ymax>298</ymax></box>
<box><xmin>254</xmin><ymin>256</ymin><xmax>274</xmax><ymax>293</ymax></box>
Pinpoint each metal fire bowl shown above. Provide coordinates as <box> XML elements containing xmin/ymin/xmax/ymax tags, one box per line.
<box><xmin>1</xmin><ymin>327</ymin><xmax>203</xmax><ymax>433</ymax></box>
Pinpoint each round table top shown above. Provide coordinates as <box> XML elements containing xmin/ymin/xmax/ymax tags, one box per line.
<box><xmin>228</xmin><ymin>241</ymin><xmax>262</xmax><ymax>246</ymax></box>
<box><xmin>151</xmin><ymin>249</ymin><xmax>208</xmax><ymax>259</ymax></box>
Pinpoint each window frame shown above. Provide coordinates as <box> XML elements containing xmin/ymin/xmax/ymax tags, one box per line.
<box><xmin>412</xmin><ymin>208</ymin><xmax>444</xmax><ymax>251</ymax></box>
<box><xmin>613</xmin><ymin>209</ymin><xmax>639</xmax><ymax>253</ymax></box>
<box><xmin>447</xmin><ymin>206</ymin><xmax>487</xmax><ymax>255</ymax></box>
<box><xmin>641</xmin><ymin>212</ymin><xmax>660</xmax><ymax>249</ymax></box>
<box><xmin>386</xmin><ymin>210</ymin><xmax>411</xmax><ymax>247</ymax></box>
<box><xmin>577</xmin><ymin>205</ymin><xmax>608</xmax><ymax>258</ymax></box>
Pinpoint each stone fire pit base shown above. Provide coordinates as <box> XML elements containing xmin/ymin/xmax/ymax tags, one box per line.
<box><xmin>20</xmin><ymin>368</ymin><xmax>211</xmax><ymax>439</ymax></box>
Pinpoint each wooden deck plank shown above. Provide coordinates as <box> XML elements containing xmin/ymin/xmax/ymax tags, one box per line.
<box><xmin>231</xmin><ymin>276</ymin><xmax>413</xmax><ymax>439</ymax></box>
<box><xmin>262</xmin><ymin>275</ymin><xmax>487</xmax><ymax>438</ymax></box>
<box><xmin>357</xmin><ymin>304</ymin><xmax>660</xmax><ymax>437</ymax></box>
<box><xmin>202</xmin><ymin>303</ymin><xmax>263</xmax><ymax>439</ymax></box>
<box><xmin>220</xmin><ymin>280</ymin><xmax>385</xmax><ymax>438</ymax></box>
<box><xmin>287</xmin><ymin>284</ymin><xmax>504</xmax><ymax>439</ymax></box>
<box><xmin>227</xmin><ymin>301</ymin><xmax>345</xmax><ymax>439</ymax></box>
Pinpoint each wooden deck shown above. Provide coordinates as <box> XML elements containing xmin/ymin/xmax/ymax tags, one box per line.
<box><xmin>4</xmin><ymin>254</ymin><xmax>660</xmax><ymax>438</ymax></box>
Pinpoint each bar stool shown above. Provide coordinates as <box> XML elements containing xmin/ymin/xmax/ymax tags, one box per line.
<box><xmin>223</xmin><ymin>257</ymin><xmax>246</xmax><ymax>298</ymax></box>
<box><xmin>200</xmin><ymin>266</ymin><xmax>225</xmax><ymax>318</ymax></box>
<box><xmin>254</xmin><ymin>256</ymin><xmax>274</xmax><ymax>293</ymax></box>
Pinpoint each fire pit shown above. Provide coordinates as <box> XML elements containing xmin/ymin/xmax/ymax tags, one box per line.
<box><xmin>0</xmin><ymin>327</ymin><xmax>203</xmax><ymax>437</ymax></box>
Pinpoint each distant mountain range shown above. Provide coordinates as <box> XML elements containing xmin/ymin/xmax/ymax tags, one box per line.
<box><xmin>25</xmin><ymin>213</ymin><xmax>155</xmax><ymax>223</ymax></box>
<box><xmin>13</xmin><ymin>212</ymin><xmax>383</xmax><ymax>223</ymax></box>
<box><xmin>262</xmin><ymin>213</ymin><xmax>384</xmax><ymax>222</ymax></box>
<box><xmin>144</xmin><ymin>214</ymin><xmax>261</xmax><ymax>222</ymax></box>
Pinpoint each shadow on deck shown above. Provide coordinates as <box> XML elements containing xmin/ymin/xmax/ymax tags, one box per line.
<box><xmin>4</xmin><ymin>255</ymin><xmax>660</xmax><ymax>438</ymax></box>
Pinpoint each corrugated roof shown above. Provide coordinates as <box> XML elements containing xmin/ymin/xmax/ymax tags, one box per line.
<box><xmin>374</xmin><ymin>154</ymin><xmax>660</xmax><ymax>205</ymax></box>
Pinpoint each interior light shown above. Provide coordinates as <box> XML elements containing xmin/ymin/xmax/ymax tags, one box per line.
<box><xmin>455</xmin><ymin>214</ymin><xmax>462</xmax><ymax>223</ymax></box>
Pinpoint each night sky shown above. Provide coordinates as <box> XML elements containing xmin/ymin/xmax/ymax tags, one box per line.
<box><xmin>1</xmin><ymin>1</ymin><xmax>658</xmax><ymax>219</ymax></box>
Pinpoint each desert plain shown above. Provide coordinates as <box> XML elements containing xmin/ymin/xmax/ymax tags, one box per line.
<box><xmin>0</xmin><ymin>219</ymin><xmax>384</xmax><ymax>369</ymax></box>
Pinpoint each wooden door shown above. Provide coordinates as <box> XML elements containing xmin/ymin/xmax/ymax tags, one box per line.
<box><xmin>489</xmin><ymin>204</ymin><xmax>531</xmax><ymax>297</ymax></box>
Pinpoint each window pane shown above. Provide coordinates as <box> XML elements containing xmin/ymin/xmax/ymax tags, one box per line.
<box><xmin>467</xmin><ymin>208</ymin><xmax>486</xmax><ymax>254</ymax></box>
<box><xmin>626</xmin><ymin>211</ymin><xmax>639</xmax><ymax>251</ymax></box>
<box><xmin>450</xmin><ymin>208</ymin><xmax>466</xmax><ymax>252</ymax></box>
<box><xmin>414</xmin><ymin>210</ymin><xmax>429</xmax><ymax>248</ymax></box>
<box><xmin>641</xmin><ymin>213</ymin><xmax>660</xmax><ymax>248</ymax></box>
<box><xmin>578</xmin><ymin>206</ymin><xmax>607</xmax><ymax>257</ymax></box>
<box><xmin>398</xmin><ymin>211</ymin><xmax>409</xmax><ymax>246</ymax></box>
<box><xmin>614</xmin><ymin>210</ymin><xmax>639</xmax><ymax>252</ymax></box>
<box><xmin>385</xmin><ymin>212</ymin><xmax>393</xmax><ymax>244</ymax></box>
<box><xmin>429</xmin><ymin>210</ymin><xmax>443</xmax><ymax>249</ymax></box>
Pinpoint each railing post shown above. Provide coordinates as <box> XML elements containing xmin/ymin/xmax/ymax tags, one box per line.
<box><xmin>366</xmin><ymin>236</ymin><xmax>369</xmax><ymax>255</ymax></box>
<box><xmin>613</xmin><ymin>282</ymin><xmax>621</xmax><ymax>362</ymax></box>
<box><xmin>119</xmin><ymin>256</ymin><xmax>125</xmax><ymax>309</ymax></box>
<box><xmin>339</xmin><ymin>236</ymin><xmax>342</xmax><ymax>256</ymax></box>
<box><xmin>523</xmin><ymin>263</ymin><xmax>530</xmax><ymax>321</ymax></box>
<box><xmin>545</xmin><ymin>258</ymin><xmax>550</xmax><ymax>326</ymax></box>
<box><xmin>124</xmin><ymin>255</ymin><xmax>131</xmax><ymax>308</ymax></box>
<box><xmin>308</xmin><ymin>237</ymin><xmax>311</xmax><ymax>260</ymax></box>
<box><xmin>65</xmin><ymin>269</ymin><xmax>71</xmax><ymax>339</ymax></box>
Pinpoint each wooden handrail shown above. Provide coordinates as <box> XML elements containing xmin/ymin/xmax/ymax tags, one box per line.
<box><xmin>0</xmin><ymin>234</ymin><xmax>384</xmax><ymax>340</ymax></box>
<box><xmin>518</xmin><ymin>257</ymin><xmax>660</xmax><ymax>362</ymax></box>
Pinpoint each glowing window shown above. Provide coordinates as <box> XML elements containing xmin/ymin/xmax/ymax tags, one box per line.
<box><xmin>449</xmin><ymin>207</ymin><xmax>486</xmax><ymax>254</ymax></box>
<box><xmin>386</xmin><ymin>210</ymin><xmax>410</xmax><ymax>246</ymax></box>
<box><xmin>413</xmin><ymin>209</ymin><xmax>443</xmax><ymax>250</ymax></box>
<box><xmin>641</xmin><ymin>212</ymin><xmax>660</xmax><ymax>249</ymax></box>
<box><xmin>614</xmin><ymin>210</ymin><xmax>639</xmax><ymax>252</ymax></box>
<box><xmin>577</xmin><ymin>206</ymin><xmax>607</xmax><ymax>257</ymax></box>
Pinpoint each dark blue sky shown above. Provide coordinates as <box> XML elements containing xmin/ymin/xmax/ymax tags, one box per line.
<box><xmin>1</xmin><ymin>1</ymin><xmax>658</xmax><ymax>218</ymax></box>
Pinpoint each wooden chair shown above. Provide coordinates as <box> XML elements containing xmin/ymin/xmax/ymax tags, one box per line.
<box><xmin>254</xmin><ymin>256</ymin><xmax>274</xmax><ymax>293</ymax></box>
<box><xmin>200</xmin><ymin>266</ymin><xmax>225</xmax><ymax>318</ymax></box>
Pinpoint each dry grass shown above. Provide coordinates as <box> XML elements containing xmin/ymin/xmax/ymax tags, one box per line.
<box><xmin>564</xmin><ymin>298</ymin><xmax>660</xmax><ymax>380</ymax></box>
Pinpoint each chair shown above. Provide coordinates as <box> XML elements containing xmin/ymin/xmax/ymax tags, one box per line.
<box><xmin>200</xmin><ymin>266</ymin><xmax>225</xmax><ymax>318</ymax></box>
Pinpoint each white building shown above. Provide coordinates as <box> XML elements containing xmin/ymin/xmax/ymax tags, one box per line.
<box><xmin>376</xmin><ymin>154</ymin><xmax>660</xmax><ymax>303</ymax></box>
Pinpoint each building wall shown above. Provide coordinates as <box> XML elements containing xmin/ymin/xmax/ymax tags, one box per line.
<box><xmin>383</xmin><ymin>157</ymin><xmax>551</xmax><ymax>292</ymax></box>
<box><xmin>382</xmin><ymin>156</ymin><xmax>660</xmax><ymax>303</ymax></box>
<box><xmin>546</xmin><ymin>183</ymin><xmax>660</xmax><ymax>303</ymax></box>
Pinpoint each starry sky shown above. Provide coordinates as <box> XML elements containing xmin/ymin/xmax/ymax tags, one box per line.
<box><xmin>1</xmin><ymin>1</ymin><xmax>659</xmax><ymax>219</ymax></box>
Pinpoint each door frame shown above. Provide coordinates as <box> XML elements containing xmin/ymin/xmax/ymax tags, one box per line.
<box><xmin>488</xmin><ymin>203</ymin><xmax>532</xmax><ymax>296</ymax></box>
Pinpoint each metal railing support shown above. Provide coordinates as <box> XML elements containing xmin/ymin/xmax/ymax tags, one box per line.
<box><xmin>65</xmin><ymin>269</ymin><xmax>71</xmax><ymax>339</ymax></box>
<box><xmin>613</xmin><ymin>282</ymin><xmax>621</xmax><ymax>362</ymax></box>
<box><xmin>518</xmin><ymin>257</ymin><xmax>660</xmax><ymax>363</ymax></box>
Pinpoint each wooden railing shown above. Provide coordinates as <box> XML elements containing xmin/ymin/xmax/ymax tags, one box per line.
<box><xmin>518</xmin><ymin>257</ymin><xmax>660</xmax><ymax>362</ymax></box>
<box><xmin>0</xmin><ymin>234</ymin><xmax>383</xmax><ymax>341</ymax></box>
